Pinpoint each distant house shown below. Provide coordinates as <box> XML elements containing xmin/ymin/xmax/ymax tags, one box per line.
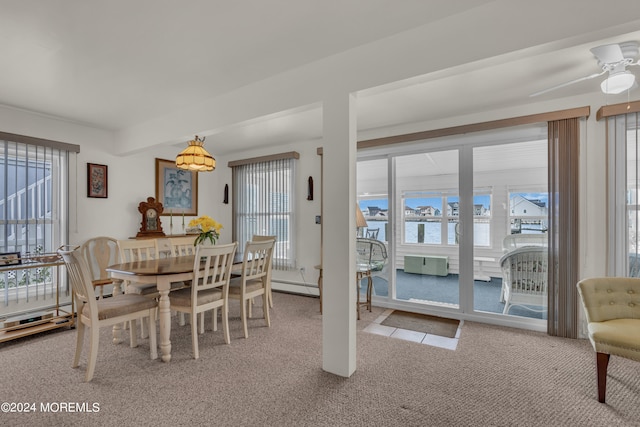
<box><xmin>474</xmin><ymin>204</ymin><xmax>490</xmax><ymax>216</ymax></box>
<box><xmin>510</xmin><ymin>196</ymin><xmax>547</xmax><ymax>216</ymax></box>
<box><xmin>416</xmin><ymin>205</ymin><xmax>441</xmax><ymax>216</ymax></box>
<box><xmin>366</xmin><ymin>206</ymin><xmax>383</xmax><ymax>217</ymax></box>
<box><xmin>447</xmin><ymin>202</ymin><xmax>459</xmax><ymax>217</ymax></box>
<box><xmin>404</xmin><ymin>206</ymin><xmax>416</xmax><ymax>216</ymax></box>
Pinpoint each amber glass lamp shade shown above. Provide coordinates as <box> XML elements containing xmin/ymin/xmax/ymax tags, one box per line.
<box><xmin>176</xmin><ymin>136</ymin><xmax>215</xmax><ymax>172</ymax></box>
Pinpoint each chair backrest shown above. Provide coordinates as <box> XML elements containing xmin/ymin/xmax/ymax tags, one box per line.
<box><xmin>365</xmin><ymin>228</ymin><xmax>380</xmax><ymax>239</ymax></box>
<box><xmin>240</xmin><ymin>239</ymin><xmax>275</xmax><ymax>283</ymax></box>
<box><xmin>59</xmin><ymin>246</ymin><xmax>98</xmax><ymax>316</ymax></box>
<box><xmin>81</xmin><ymin>236</ymin><xmax>119</xmax><ymax>283</ymax></box>
<box><xmin>252</xmin><ymin>234</ymin><xmax>276</xmax><ymax>242</ymax></box>
<box><xmin>499</xmin><ymin>247</ymin><xmax>548</xmax><ymax>294</ymax></box>
<box><xmin>502</xmin><ymin>233</ymin><xmax>548</xmax><ymax>253</ymax></box>
<box><xmin>117</xmin><ymin>239</ymin><xmax>159</xmax><ymax>263</ymax></box>
<box><xmin>168</xmin><ymin>236</ymin><xmax>197</xmax><ymax>257</ymax></box>
<box><xmin>193</xmin><ymin>242</ymin><xmax>238</xmax><ymax>294</ymax></box>
<box><xmin>356</xmin><ymin>237</ymin><xmax>388</xmax><ymax>271</ymax></box>
<box><xmin>577</xmin><ymin>277</ymin><xmax>640</xmax><ymax>323</ymax></box>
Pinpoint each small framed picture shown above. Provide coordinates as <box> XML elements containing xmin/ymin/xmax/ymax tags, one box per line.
<box><xmin>87</xmin><ymin>163</ymin><xmax>108</xmax><ymax>198</ymax></box>
<box><xmin>155</xmin><ymin>158</ymin><xmax>198</xmax><ymax>216</ymax></box>
<box><xmin>0</xmin><ymin>252</ymin><xmax>21</xmax><ymax>266</ymax></box>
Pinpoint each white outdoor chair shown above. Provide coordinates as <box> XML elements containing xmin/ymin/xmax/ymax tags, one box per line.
<box><xmin>499</xmin><ymin>246</ymin><xmax>548</xmax><ymax>314</ymax></box>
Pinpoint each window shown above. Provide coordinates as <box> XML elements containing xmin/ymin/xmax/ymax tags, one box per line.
<box><xmin>231</xmin><ymin>153</ymin><xmax>298</xmax><ymax>270</ymax></box>
<box><xmin>0</xmin><ymin>132</ymin><xmax>78</xmax><ymax>309</ymax></box>
<box><xmin>508</xmin><ymin>191</ymin><xmax>549</xmax><ymax>235</ymax></box>
<box><xmin>401</xmin><ymin>191</ymin><xmax>491</xmax><ymax>246</ymax></box>
<box><xmin>607</xmin><ymin>111</ymin><xmax>640</xmax><ymax>277</ymax></box>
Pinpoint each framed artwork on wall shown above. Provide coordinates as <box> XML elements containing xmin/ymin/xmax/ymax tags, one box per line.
<box><xmin>155</xmin><ymin>158</ymin><xmax>198</xmax><ymax>216</ymax></box>
<box><xmin>87</xmin><ymin>163</ymin><xmax>108</xmax><ymax>198</ymax></box>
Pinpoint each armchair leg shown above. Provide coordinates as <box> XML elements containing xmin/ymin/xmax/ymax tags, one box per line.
<box><xmin>596</xmin><ymin>352</ymin><xmax>610</xmax><ymax>403</ymax></box>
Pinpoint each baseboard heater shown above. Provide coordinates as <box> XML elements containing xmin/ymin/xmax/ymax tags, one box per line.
<box><xmin>404</xmin><ymin>255</ymin><xmax>449</xmax><ymax>276</ymax></box>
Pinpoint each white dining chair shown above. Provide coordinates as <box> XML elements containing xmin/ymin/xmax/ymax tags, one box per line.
<box><xmin>251</xmin><ymin>235</ymin><xmax>276</xmax><ymax>309</ymax></box>
<box><xmin>169</xmin><ymin>242</ymin><xmax>237</xmax><ymax>359</ymax></box>
<box><xmin>228</xmin><ymin>239</ymin><xmax>275</xmax><ymax>338</ymax></box>
<box><xmin>81</xmin><ymin>236</ymin><xmax>122</xmax><ymax>299</ymax></box>
<box><xmin>58</xmin><ymin>246</ymin><xmax>158</xmax><ymax>382</ymax></box>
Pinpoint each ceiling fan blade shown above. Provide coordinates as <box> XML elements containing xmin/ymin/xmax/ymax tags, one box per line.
<box><xmin>590</xmin><ymin>44</ymin><xmax>624</xmax><ymax>64</ymax></box>
<box><xmin>530</xmin><ymin>71</ymin><xmax>606</xmax><ymax>97</ymax></box>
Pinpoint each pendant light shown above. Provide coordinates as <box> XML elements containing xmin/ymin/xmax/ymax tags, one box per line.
<box><xmin>175</xmin><ymin>135</ymin><xmax>215</xmax><ymax>172</ymax></box>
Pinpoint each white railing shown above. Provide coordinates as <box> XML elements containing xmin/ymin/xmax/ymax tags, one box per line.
<box><xmin>0</xmin><ymin>175</ymin><xmax>64</xmax><ymax>315</ymax></box>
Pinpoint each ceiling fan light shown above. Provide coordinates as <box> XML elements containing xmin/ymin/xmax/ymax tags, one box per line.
<box><xmin>601</xmin><ymin>72</ymin><xmax>636</xmax><ymax>94</ymax></box>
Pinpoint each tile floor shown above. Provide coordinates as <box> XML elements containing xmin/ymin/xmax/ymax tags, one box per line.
<box><xmin>363</xmin><ymin>309</ymin><xmax>462</xmax><ymax>351</ymax></box>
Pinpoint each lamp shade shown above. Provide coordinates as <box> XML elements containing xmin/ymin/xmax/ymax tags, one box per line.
<box><xmin>356</xmin><ymin>204</ymin><xmax>368</xmax><ymax>228</ymax></box>
<box><xmin>601</xmin><ymin>71</ymin><xmax>636</xmax><ymax>95</ymax></box>
<box><xmin>176</xmin><ymin>136</ymin><xmax>215</xmax><ymax>172</ymax></box>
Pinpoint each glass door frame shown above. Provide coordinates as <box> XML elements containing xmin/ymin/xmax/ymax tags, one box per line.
<box><xmin>359</xmin><ymin>126</ymin><xmax>548</xmax><ymax>332</ymax></box>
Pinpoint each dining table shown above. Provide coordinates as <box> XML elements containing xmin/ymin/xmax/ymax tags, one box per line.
<box><xmin>106</xmin><ymin>255</ymin><xmax>196</xmax><ymax>362</ymax></box>
<box><xmin>107</xmin><ymin>250</ymin><xmax>247</xmax><ymax>362</ymax></box>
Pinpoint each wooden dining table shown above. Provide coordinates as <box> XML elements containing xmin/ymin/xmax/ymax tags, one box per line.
<box><xmin>107</xmin><ymin>251</ymin><xmax>246</xmax><ymax>362</ymax></box>
<box><xmin>106</xmin><ymin>255</ymin><xmax>196</xmax><ymax>362</ymax></box>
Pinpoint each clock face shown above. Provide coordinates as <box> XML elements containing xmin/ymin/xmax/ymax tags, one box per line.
<box><xmin>146</xmin><ymin>209</ymin><xmax>158</xmax><ymax>230</ymax></box>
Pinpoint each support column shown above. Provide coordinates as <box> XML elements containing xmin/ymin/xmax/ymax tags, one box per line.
<box><xmin>322</xmin><ymin>92</ymin><xmax>357</xmax><ymax>377</ymax></box>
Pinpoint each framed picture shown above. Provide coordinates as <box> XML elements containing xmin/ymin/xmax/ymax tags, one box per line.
<box><xmin>87</xmin><ymin>163</ymin><xmax>108</xmax><ymax>198</ymax></box>
<box><xmin>155</xmin><ymin>158</ymin><xmax>198</xmax><ymax>216</ymax></box>
<box><xmin>0</xmin><ymin>252</ymin><xmax>21</xmax><ymax>266</ymax></box>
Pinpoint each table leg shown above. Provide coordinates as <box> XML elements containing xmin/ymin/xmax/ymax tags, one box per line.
<box><xmin>112</xmin><ymin>280</ymin><xmax>123</xmax><ymax>344</ymax></box>
<box><xmin>158</xmin><ymin>288</ymin><xmax>172</xmax><ymax>362</ymax></box>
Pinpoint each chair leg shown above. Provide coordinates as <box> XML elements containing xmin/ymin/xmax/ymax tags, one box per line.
<box><xmin>191</xmin><ymin>312</ymin><xmax>199</xmax><ymax>359</ymax></box>
<box><xmin>241</xmin><ymin>298</ymin><xmax>249</xmax><ymax>338</ymax></box>
<box><xmin>86</xmin><ymin>326</ymin><xmax>100</xmax><ymax>382</ymax></box>
<box><xmin>263</xmin><ymin>291</ymin><xmax>271</xmax><ymax>327</ymax></box>
<box><xmin>212</xmin><ymin>307</ymin><xmax>218</xmax><ymax>331</ymax></box>
<box><xmin>198</xmin><ymin>312</ymin><xmax>205</xmax><ymax>334</ymax></box>
<box><xmin>597</xmin><ymin>352</ymin><xmax>610</xmax><ymax>403</ymax></box>
<box><xmin>178</xmin><ymin>312</ymin><xmax>186</xmax><ymax>326</ymax></box>
<box><xmin>129</xmin><ymin>319</ymin><xmax>138</xmax><ymax>348</ymax></box>
<box><xmin>140</xmin><ymin>317</ymin><xmax>149</xmax><ymax>339</ymax></box>
<box><xmin>222</xmin><ymin>303</ymin><xmax>230</xmax><ymax>345</ymax></box>
<box><xmin>73</xmin><ymin>319</ymin><xmax>85</xmax><ymax>368</ymax></box>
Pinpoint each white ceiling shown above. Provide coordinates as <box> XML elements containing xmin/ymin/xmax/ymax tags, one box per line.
<box><xmin>1</xmin><ymin>1</ymin><xmax>640</xmax><ymax>156</ymax></box>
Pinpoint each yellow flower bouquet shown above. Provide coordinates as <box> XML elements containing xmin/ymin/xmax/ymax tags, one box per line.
<box><xmin>188</xmin><ymin>215</ymin><xmax>223</xmax><ymax>246</ymax></box>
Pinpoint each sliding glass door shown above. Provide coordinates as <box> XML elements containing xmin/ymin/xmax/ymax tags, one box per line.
<box><xmin>358</xmin><ymin>125</ymin><xmax>549</xmax><ymax>328</ymax></box>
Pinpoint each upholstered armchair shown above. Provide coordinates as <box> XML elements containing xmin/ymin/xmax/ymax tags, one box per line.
<box><xmin>576</xmin><ymin>277</ymin><xmax>640</xmax><ymax>403</ymax></box>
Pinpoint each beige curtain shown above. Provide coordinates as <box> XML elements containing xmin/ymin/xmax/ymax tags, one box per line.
<box><xmin>547</xmin><ymin>118</ymin><xmax>580</xmax><ymax>338</ymax></box>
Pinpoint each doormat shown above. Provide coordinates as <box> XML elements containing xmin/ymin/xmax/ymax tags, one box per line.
<box><xmin>381</xmin><ymin>310</ymin><xmax>459</xmax><ymax>338</ymax></box>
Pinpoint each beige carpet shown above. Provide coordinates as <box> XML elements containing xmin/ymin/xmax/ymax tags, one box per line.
<box><xmin>1</xmin><ymin>292</ymin><xmax>640</xmax><ymax>426</ymax></box>
<box><xmin>381</xmin><ymin>310</ymin><xmax>460</xmax><ymax>338</ymax></box>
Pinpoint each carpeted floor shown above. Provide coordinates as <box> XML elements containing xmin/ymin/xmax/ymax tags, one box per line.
<box><xmin>1</xmin><ymin>292</ymin><xmax>639</xmax><ymax>426</ymax></box>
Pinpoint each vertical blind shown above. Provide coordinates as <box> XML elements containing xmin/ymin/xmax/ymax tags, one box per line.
<box><xmin>0</xmin><ymin>132</ymin><xmax>78</xmax><ymax>309</ymax></box>
<box><xmin>547</xmin><ymin>118</ymin><xmax>580</xmax><ymax>338</ymax></box>
<box><xmin>231</xmin><ymin>156</ymin><xmax>297</xmax><ymax>270</ymax></box>
<box><xmin>606</xmin><ymin>111</ymin><xmax>640</xmax><ymax>277</ymax></box>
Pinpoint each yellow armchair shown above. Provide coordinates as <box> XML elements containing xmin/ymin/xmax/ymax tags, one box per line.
<box><xmin>576</xmin><ymin>277</ymin><xmax>640</xmax><ymax>403</ymax></box>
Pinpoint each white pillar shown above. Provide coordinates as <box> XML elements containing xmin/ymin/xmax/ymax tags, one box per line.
<box><xmin>322</xmin><ymin>92</ymin><xmax>357</xmax><ymax>377</ymax></box>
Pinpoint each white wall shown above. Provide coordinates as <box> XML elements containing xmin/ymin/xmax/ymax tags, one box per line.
<box><xmin>217</xmin><ymin>139</ymin><xmax>323</xmax><ymax>295</ymax></box>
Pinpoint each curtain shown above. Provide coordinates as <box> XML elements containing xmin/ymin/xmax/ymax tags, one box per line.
<box><xmin>231</xmin><ymin>157</ymin><xmax>296</xmax><ymax>270</ymax></box>
<box><xmin>547</xmin><ymin>118</ymin><xmax>580</xmax><ymax>338</ymax></box>
<box><xmin>606</xmin><ymin>111</ymin><xmax>640</xmax><ymax>277</ymax></box>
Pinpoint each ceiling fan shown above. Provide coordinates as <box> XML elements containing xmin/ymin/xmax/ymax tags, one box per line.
<box><xmin>531</xmin><ymin>41</ymin><xmax>639</xmax><ymax>97</ymax></box>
